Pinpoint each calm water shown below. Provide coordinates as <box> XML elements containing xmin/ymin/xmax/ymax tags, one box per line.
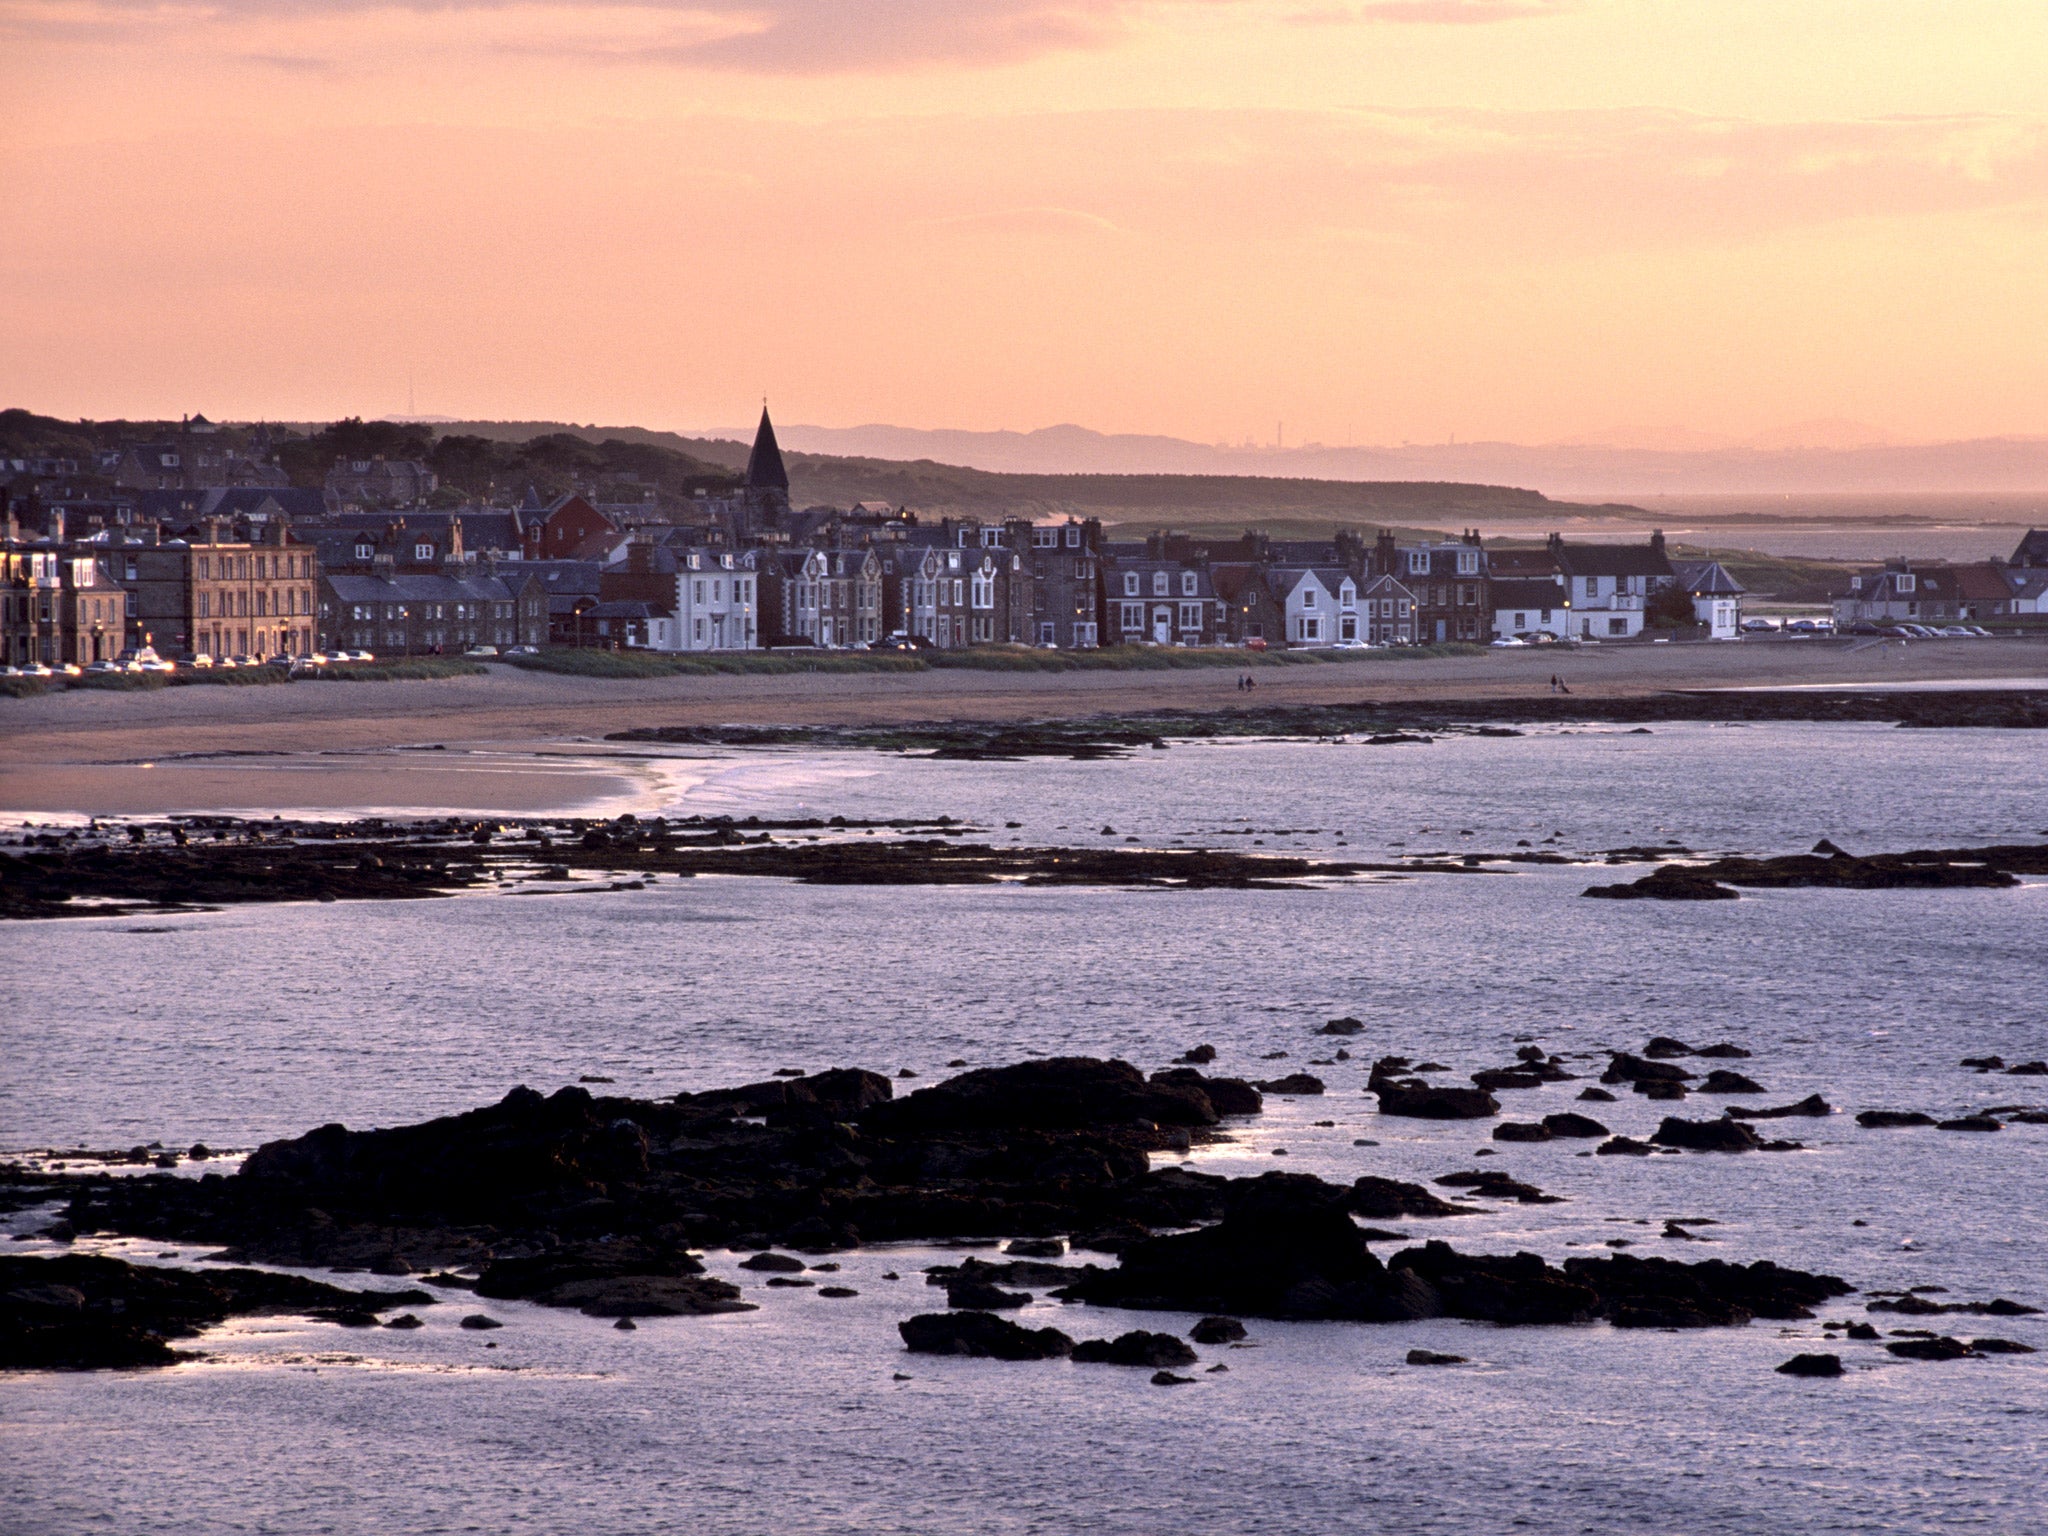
<box><xmin>3</xmin><ymin>724</ymin><xmax>2046</xmax><ymax>1535</ymax></box>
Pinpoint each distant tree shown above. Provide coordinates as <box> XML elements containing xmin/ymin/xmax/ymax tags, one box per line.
<box><xmin>1646</xmin><ymin>584</ymin><xmax>1698</xmax><ymax>630</ymax></box>
<box><xmin>277</xmin><ymin>418</ymin><xmax>435</xmax><ymax>488</ymax></box>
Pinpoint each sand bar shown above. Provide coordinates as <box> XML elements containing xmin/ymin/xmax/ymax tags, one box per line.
<box><xmin>3</xmin><ymin>639</ymin><xmax>2044</xmax><ymax>818</ymax></box>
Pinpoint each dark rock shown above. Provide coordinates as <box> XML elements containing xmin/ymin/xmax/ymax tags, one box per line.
<box><xmin>1253</xmin><ymin>1074</ymin><xmax>1325</xmax><ymax>1096</ymax></box>
<box><xmin>1726</xmin><ymin>1095</ymin><xmax>1832</xmax><ymax>1120</ymax></box>
<box><xmin>1699</xmin><ymin>1071</ymin><xmax>1764</xmax><ymax>1094</ymax></box>
<box><xmin>1845</xmin><ymin>1322</ymin><xmax>1879</xmax><ymax>1340</ymax></box>
<box><xmin>2006</xmin><ymin>1061</ymin><xmax>2048</xmax><ymax>1076</ymax></box>
<box><xmin>1595</xmin><ymin>1136</ymin><xmax>1654</xmax><ymax>1156</ymax></box>
<box><xmin>1885</xmin><ymin>1336</ymin><xmax>1974</xmax><ymax>1361</ymax></box>
<box><xmin>899</xmin><ymin>1312</ymin><xmax>1075</xmax><ymax>1360</ymax></box>
<box><xmin>1968</xmin><ymin>1338</ymin><xmax>2037</xmax><ymax>1354</ymax></box>
<box><xmin>1937</xmin><ymin>1115</ymin><xmax>2003</xmax><ymax>1132</ymax></box>
<box><xmin>817</xmin><ymin>1287</ymin><xmax>859</xmax><ymax>1298</ymax></box>
<box><xmin>1373</xmin><ymin>1080</ymin><xmax>1499</xmax><ymax>1120</ymax></box>
<box><xmin>1635</xmin><ymin>1080</ymin><xmax>1688</xmax><ymax>1101</ymax></box>
<box><xmin>1775</xmin><ymin>1353</ymin><xmax>1843</xmax><ymax>1377</ymax></box>
<box><xmin>1151</xmin><ymin>1370</ymin><xmax>1194</xmax><ymax>1385</ymax></box>
<box><xmin>1541</xmin><ymin>1113</ymin><xmax>1610</xmax><ymax>1138</ymax></box>
<box><xmin>1961</xmin><ymin>1056</ymin><xmax>2005</xmax><ymax>1070</ymax></box>
<box><xmin>1583</xmin><ymin>867</ymin><xmax>1738</xmax><ymax>900</ymax></box>
<box><xmin>613</xmin><ymin>1317</ymin><xmax>636</xmax><ymax>1330</ymax></box>
<box><xmin>765</xmin><ymin>1277</ymin><xmax>814</xmax><ymax>1289</ymax></box>
<box><xmin>1492</xmin><ymin>1123</ymin><xmax>1553</xmax><ymax>1143</ymax></box>
<box><xmin>1319</xmin><ymin>1018</ymin><xmax>1365</xmax><ymax>1036</ymax></box>
<box><xmin>1433</xmin><ymin>1171</ymin><xmax>1559</xmax><ymax>1204</ymax></box>
<box><xmin>458</xmin><ymin>1314</ymin><xmax>501</xmax><ymax>1330</ymax></box>
<box><xmin>1856</xmin><ymin>1110</ymin><xmax>1936</xmax><ymax>1128</ymax></box>
<box><xmin>1348</xmin><ymin>1176</ymin><xmax>1474</xmax><ymax>1219</ymax></box>
<box><xmin>1577</xmin><ymin>1088</ymin><xmax>1617</xmax><ymax>1103</ymax></box>
<box><xmin>1603</xmin><ymin>1054</ymin><xmax>1695</xmax><ymax>1085</ymax></box>
<box><xmin>738</xmin><ymin>1251</ymin><xmax>807</xmax><ymax>1272</ymax></box>
<box><xmin>1471</xmin><ymin>1069</ymin><xmax>1545</xmax><ymax>1091</ymax></box>
<box><xmin>1149</xmin><ymin>1069</ymin><xmax>1263</xmax><ymax>1116</ymax></box>
<box><xmin>1651</xmin><ymin>1117</ymin><xmax>1766</xmax><ymax>1153</ymax></box>
<box><xmin>1072</xmin><ymin>1330</ymin><xmax>1199</xmax><ymax>1368</ymax></box>
<box><xmin>1176</xmin><ymin>1045</ymin><xmax>1217</xmax><ymax>1065</ymax></box>
<box><xmin>1004</xmin><ymin>1238</ymin><xmax>1067</xmax><ymax>1258</ymax></box>
<box><xmin>1189</xmin><ymin>1316</ymin><xmax>1246</xmax><ymax>1344</ymax></box>
<box><xmin>383</xmin><ymin>1313</ymin><xmax>424</xmax><ymax>1329</ymax></box>
<box><xmin>0</xmin><ymin>1253</ymin><xmax>429</xmax><ymax>1370</ymax></box>
<box><xmin>1643</xmin><ymin>1037</ymin><xmax>1696</xmax><ymax>1059</ymax></box>
<box><xmin>865</xmin><ymin>1057</ymin><xmax>1218</xmax><ymax>1135</ymax></box>
<box><xmin>946</xmin><ymin>1278</ymin><xmax>1032</xmax><ymax>1311</ymax></box>
<box><xmin>1406</xmin><ymin>1349</ymin><xmax>1467</xmax><ymax>1366</ymax></box>
<box><xmin>1694</xmin><ymin>1043</ymin><xmax>1753</xmax><ymax>1059</ymax></box>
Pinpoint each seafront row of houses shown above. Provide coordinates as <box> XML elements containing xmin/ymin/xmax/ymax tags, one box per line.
<box><xmin>4</xmin><ymin>412</ymin><xmax>2047</xmax><ymax>666</ymax></box>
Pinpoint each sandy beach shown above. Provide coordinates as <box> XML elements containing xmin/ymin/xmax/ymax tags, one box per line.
<box><xmin>3</xmin><ymin>638</ymin><xmax>2043</xmax><ymax>818</ymax></box>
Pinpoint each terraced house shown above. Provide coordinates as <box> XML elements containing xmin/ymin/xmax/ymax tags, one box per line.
<box><xmin>319</xmin><ymin>569</ymin><xmax>545</xmax><ymax>655</ymax></box>
<box><xmin>103</xmin><ymin>518</ymin><xmax>319</xmax><ymax>660</ymax></box>
<box><xmin>1107</xmin><ymin>556</ymin><xmax>1223</xmax><ymax>646</ymax></box>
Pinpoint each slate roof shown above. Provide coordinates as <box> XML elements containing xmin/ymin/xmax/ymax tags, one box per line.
<box><xmin>1671</xmin><ymin>560</ymin><xmax>1745</xmax><ymax>596</ymax></box>
<box><xmin>746</xmin><ymin>408</ymin><xmax>789</xmax><ymax>492</ymax></box>
<box><xmin>1551</xmin><ymin>542</ymin><xmax>1674</xmax><ymax>579</ymax></box>
<box><xmin>1491</xmin><ymin>579</ymin><xmax>1571</xmax><ymax>609</ymax></box>
<box><xmin>139</xmin><ymin>487</ymin><xmax>328</xmax><ymax>524</ymax></box>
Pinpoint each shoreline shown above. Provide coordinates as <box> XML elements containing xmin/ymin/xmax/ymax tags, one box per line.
<box><xmin>3</xmin><ymin>640</ymin><xmax>2045</xmax><ymax>819</ymax></box>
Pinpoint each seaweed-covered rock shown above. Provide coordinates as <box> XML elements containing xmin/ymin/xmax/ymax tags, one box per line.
<box><xmin>1699</xmin><ymin>1071</ymin><xmax>1764</xmax><ymax>1094</ymax></box>
<box><xmin>1492</xmin><ymin>1122</ymin><xmax>1553</xmax><ymax>1143</ymax></box>
<box><xmin>1149</xmin><ymin>1068</ymin><xmax>1263</xmax><ymax>1117</ymax></box>
<box><xmin>1541</xmin><ymin>1112</ymin><xmax>1610</xmax><ymax>1138</ymax></box>
<box><xmin>1856</xmin><ymin>1110</ymin><xmax>1936</xmax><ymax>1129</ymax></box>
<box><xmin>1726</xmin><ymin>1095</ymin><xmax>1832</xmax><ymax>1120</ymax></box>
<box><xmin>1650</xmin><ymin>1117</ymin><xmax>1767</xmax><ymax>1153</ymax></box>
<box><xmin>1347</xmin><ymin>1176</ymin><xmax>1474</xmax><ymax>1220</ymax></box>
<box><xmin>1189</xmin><ymin>1316</ymin><xmax>1246</xmax><ymax>1344</ymax></box>
<box><xmin>865</xmin><ymin>1058</ymin><xmax>1219</xmax><ymax>1134</ymax></box>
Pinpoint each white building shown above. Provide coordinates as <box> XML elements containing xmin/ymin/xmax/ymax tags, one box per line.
<box><xmin>672</xmin><ymin>548</ymin><xmax>758</xmax><ymax>651</ymax></box>
<box><xmin>1271</xmin><ymin>566</ymin><xmax>1359</xmax><ymax>646</ymax></box>
<box><xmin>1672</xmin><ymin>560</ymin><xmax>1745</xmax><ymax>640</ymax></box>
<box><xmin>1490</xmin><ymin>579</ymin><xmax>1572</xmax><ymax>641</ymax></box>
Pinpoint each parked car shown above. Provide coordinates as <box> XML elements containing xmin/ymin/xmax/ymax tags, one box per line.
<box><xmin>505</xmin><ymin>645</ymin><xmax>539</xmax><ymax>656</ymax></box>
<box><xmin>1490</xmin><ymin>636</ymin><xmax>1528</xmax><ymax>647</ymax></box>
<box><xmin>1740</xmin><ymin>617</ymin><xmax>1779</xmax><ymax>633</ymax></box>
<box><xmin>1940</xmin><ymin>626</ymin><xmax>1976</xmax><ymax>638</ymax></box>
<box><xmin>22</xmin><ymin>663</ymin><xmax>55</xmax><ymax>677</ymax></box>
<box><xmin>84</xmin><ymin>659</ymin><xmax>126</xmax><ymax>675</ymax></box>
<box><xmin>0</xmin><ymin>664</ymin><xmax>21</xmax><ymax>677</ymax></box>
<box><xmin>464</xmin><ymin>645</ymin><xmax>499</xmax><ymax>658</ymax></box>
<box><xmin>1968</xmin><ymin>626</ymin><xmax>1994</xmax><ymax>637</ymax></box>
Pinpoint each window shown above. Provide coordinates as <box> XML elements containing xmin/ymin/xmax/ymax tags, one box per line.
<box><xmin>1407</xmin><ymin>551</ymin><xmax>1429</xmax><ymax>575</ymax></box>
<box><xmin>197</xmin><ymin>557</ymin><xmax>210</xmax><ymax>580</ymax></box>
<box><xmin>1302</xmin><ymin>587</ymin><xmax>1317</xmax><ymax>608</ymax></box>
<box><xmin>1065</xmin><ymin>527</ymin><xmax>1080</xmax><ymax>548</ymax></box>
<box><xmin>1608</xmin><ymin>616</ymin><xmax>1628</xmax><ymax>636</ymax></box>
<box><xmin>1301</xmin><ymin>616</ymin><xmax>1320</xmax><ymax>641</ymax></box>
<box><xmin>714</xmin><ymin>580</ymin><xmax>724</xmax><ymax>602</ymax></box>
<box><xmin>1072</xmin><ymin>621</ymin><xmax>1097</xmax><ymax>646</ymax></box>
<box><xmin>1181</xmin><ymin>571</ymin><xmax>1197</xmax><ymax>597</ymax></box>
<box><xmin>1121</xmin><ymin>602</ymin><xmax>1144</xmax><ymax>630</ymax></box>
<box><xmin>1033</xmin><ymin>527</ymin><xmax>1058</xmax><ymax>549</ymax></box>
<box><xmin>971</xmin><ymin>576</ymin><xmax>994</xmax><ymax>609</ymax></box>
<box><xmin>1513</xmin><ymin>612</ymin><xmax>1527</xmax><ymax>630</ymax></box>
<box><xmin>198</xmin><ymin>592</ymin><xmax>210</xmax><ymax>618</ymax></box>
<box><xmin>1340</xmin><ymin>586</ymin><xmax>1355</xmax><ymax>611</ymax></box>
<box><xmin>694</xmin><ymin>580</ymin><xmax>704</xmax><ymax>603</ymax></box>
<box><xmin>1458</xmin><ymin>550</ymin><xmax>1479</xmax><ymax>575</ymax></box>
<box><xmin>1124</xmin><ymin>572</ymin><xmax>1140</xmax><ymax>597</ymax></box>
<box><xmin>416</xmin><ymin>543</ymin><xmax>434</xmax><ymax>562</ymax></box>
<box><xmin>1178</xmin><ymin>603</ymin><xmax>1202</xmax><ymax>631</ymax></box>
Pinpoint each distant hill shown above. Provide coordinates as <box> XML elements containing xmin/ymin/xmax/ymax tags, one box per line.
<box><xmin>420</xmin><ymin>419</ymin><xmax>1627</xmax><ymax>534</ymax></box>
<box><xmin>696</xmin><ymin>421</ymin><xmax>2048</xmax><ymax>498</ymax></box>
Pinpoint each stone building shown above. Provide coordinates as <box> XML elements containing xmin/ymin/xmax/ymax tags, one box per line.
<box><xmin>105</xmin><ymin>519</ymin><xmax>319</xmax><ymax>660</ymax></box>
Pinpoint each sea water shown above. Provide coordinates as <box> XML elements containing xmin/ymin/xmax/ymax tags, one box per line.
<box><xmin>3</xmin><ymin>723</ymin><xmax>2045</xmax><ymax>1534</ymax></box>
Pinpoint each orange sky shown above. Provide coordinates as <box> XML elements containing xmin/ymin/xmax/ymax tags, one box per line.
<box><xmin>6</xmin><ymin>0</ymin><xmax>2047</xmax><ymax>446</ymax></box>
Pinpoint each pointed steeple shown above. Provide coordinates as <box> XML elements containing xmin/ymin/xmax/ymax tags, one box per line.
<box><xmin>745</xmin><ymin>405</ymin><xmax>789</xmax><ymax>493</ymax></box>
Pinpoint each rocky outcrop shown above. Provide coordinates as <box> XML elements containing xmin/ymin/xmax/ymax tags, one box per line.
<box><xmin>1776</xmin><ymin>1353</ymin><xmax>1843</xmax><ymax>1377</ymax></box>
<box><xmin>0</xmin><ymin>1253</ymin><xmax>429</xmax><ymax>1369</ymax></box>
<box><xmin>1725</xmin><ymin>1095</ymin><xmax>1832</xmax><ymax>1120</ymax></box>
<box><xmin>1072</xmin><ymin>1331</ymin><xmax>1199</xmax><ymax>1368</ymax></box>
<box><xmin>1856</xmin><ymin>1110</ymin><xmax>1936</xmax><ymax>1128</ymax></box>
<box><xmin>1347</xmin><ymin>1177</ymin><xmax>1475</xmax><ymax>1220</ymax></box>
<box><xmin>1372</xmin><ymin>1079</ymin><xmax>1500</xmax><ymax>1119</ymax></box>
<box><xmin>1149</xmin><ymin>1068</ymin><xmax>1263</xmax><ymax>1116</ymax></box>
<box><xmin>899</xmin><ymin>1312</ymin><xmax>1074</xmax><ymax>1360</ymax></box>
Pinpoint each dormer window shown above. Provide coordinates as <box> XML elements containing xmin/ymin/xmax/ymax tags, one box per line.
<box><xmin>1123</xmin><ymin>572</ymin><xmax>1140</xmax><ymax>597</ymax></box>
<box><xmin>355</xmin><ymin>542</ymin><xmax>373</xmax><ymax>561</ymax></box>
<box><xmin>1303</xmin><ymin>586</ymin><xmax>1318</xmax><ymax>608</ymax></box>
<box><xmin>1033</xmin><ymin>526</ymin><xmax>1058</xmax><ymax>548</ymax></box>
<box><xmin>1152</xmin><ymin>571</ymin><xmax>1168</xmax><ymax>596</ymax></box>
<box><xmin>1181</xmin><ymin>572</ymin><xmax>1197</xmax><ymax>597</ymax></box>
<box><xmin>1457</xmin><ymin>550</ymin><xmax>1479</xmax><ymax>575</ymax></box>
<box><xmin>1065</xmin><ymin>526</ymin><xmax>1080</xmax><ymax>548</ymax></box>
<box><xmin>1407</xmin><ymin>551</ymin><xmax>1429</xmax><ymax>575</ymax></box>
<box><xmin>415</xmin><ymin>542</ymin><xmax>434</xmax><ymax>562</ymax></box>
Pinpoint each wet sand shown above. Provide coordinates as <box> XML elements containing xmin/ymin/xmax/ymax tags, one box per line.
<box><xmin>3</xmin><ymin>639</ymin><xmax>2043</xmax><ymax>818</ymax></box>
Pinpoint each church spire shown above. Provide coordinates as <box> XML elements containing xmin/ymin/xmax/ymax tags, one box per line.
<box><xmin>745</xmin><ymin>404</ymin><xmax>789</xmax><ymax>494</ymax></box>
